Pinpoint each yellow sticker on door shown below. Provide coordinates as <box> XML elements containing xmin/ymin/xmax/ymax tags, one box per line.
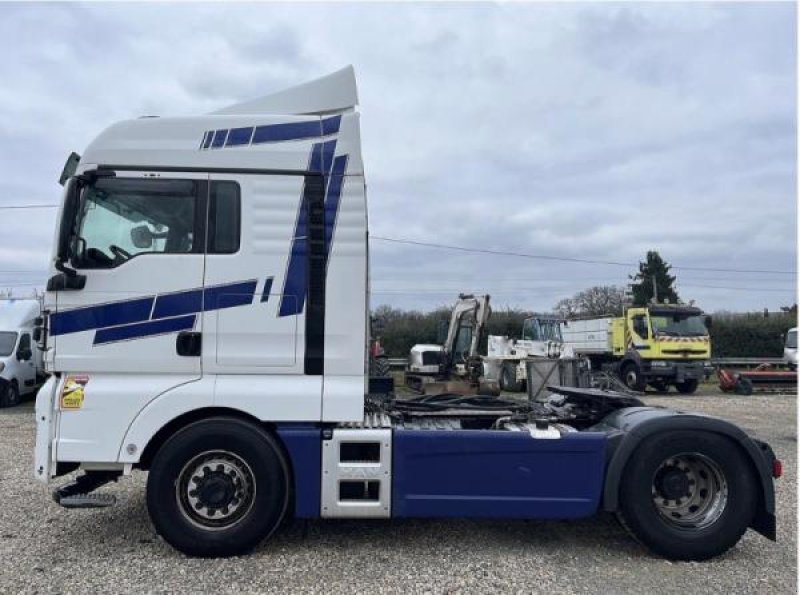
<box><xmin>60</xmin><ymin>374</ymin><xmax>89</xmax><ymax>410</ymax></box>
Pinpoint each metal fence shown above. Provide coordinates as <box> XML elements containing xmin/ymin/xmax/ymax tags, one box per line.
<box><xmin>386</xmin><ymin>357</ymin><xmax>787</xmax><ymax>371</ymax></box>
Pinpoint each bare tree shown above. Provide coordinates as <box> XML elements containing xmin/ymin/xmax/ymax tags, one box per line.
<box><xmin>554</xmin><ymin>285</ymin><xmax>626</xmax><ymax>318</ymax></box>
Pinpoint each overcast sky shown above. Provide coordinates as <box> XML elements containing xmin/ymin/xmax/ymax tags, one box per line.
<box><xmin>0</xmin><ymin>2</ymin><xmax>796</xmax><ymax>313</ymax></box>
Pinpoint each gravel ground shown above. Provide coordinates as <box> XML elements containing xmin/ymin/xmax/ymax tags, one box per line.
<box><xmin>0</xmin><ymin>391</ymin><xmax>795</xmax><ymax>594</ymax></box>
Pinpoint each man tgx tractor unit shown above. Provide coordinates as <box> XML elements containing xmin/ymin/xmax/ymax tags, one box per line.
<box><xmin>34</xmin><ymin>67</ymin><xmax>779</xmax><ymax>560</ymax></box>
<box><xmin>561</xmin><ymin>305</ymin><xmax>713</xmax><ymax>393</ymax></box>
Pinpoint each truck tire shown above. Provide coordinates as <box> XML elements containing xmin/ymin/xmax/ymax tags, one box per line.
<box><xmin>499</xmin><ymin>362</ymin><xmax>521</xmax><ymax>392</ymax></box>
<box><xmin>621</xmin><ymin>363</ymin><xmax>646</xmax><ymax>392</ymax></box>
<box><xmin>649</xmin><ymin>380</ymin><xmax>669</xmax><ymax>393</ymax></box>
<box><xmin>146</xmin><ymin>417</ymin><xmax>289</xmax><ymax>557</ymax></box>
<box><xmin>675</xmin><ymin>379</ymin><xmax>699</xmax><ymax>394</ymax></box>
<box><xmin>0</xmin><ymin>381</ymin><xmax>19</xmax><ymax>408</ymax></box>
<box><xmin>617</xmin><ymin>431</ymin><xmax>757</xmax><ymax>561</ymax></box>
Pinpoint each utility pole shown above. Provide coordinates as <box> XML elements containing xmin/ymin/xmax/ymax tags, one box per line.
<box><xmin>652</xmin><ymin>275</ymin><xmax>658</xmax><ymax>304</ymax></box>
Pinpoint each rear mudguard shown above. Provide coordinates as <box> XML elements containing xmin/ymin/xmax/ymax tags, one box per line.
<box><xmin>594</xmin><ymin>406</ymin><xmax>777</xmax><ymax>540</ymax></box>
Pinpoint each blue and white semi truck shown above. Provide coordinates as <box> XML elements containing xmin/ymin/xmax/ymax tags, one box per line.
<box><xmin>34</xmin><ymin>67</ymin><xmax>780</xmax><ymax>560</ymax></box>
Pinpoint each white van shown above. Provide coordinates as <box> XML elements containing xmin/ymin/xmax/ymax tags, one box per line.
<box><xmin>0</xmin><ymin>299</ymin><xmax>45</xmax><ymax>406</ymax></box>
<box><xmin>784</xmin><ymin>327</ymin><xmax>797</xmax><ymax>371</ymax></box>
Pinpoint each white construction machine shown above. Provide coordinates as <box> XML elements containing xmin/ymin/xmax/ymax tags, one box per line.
<box><xmin>405</xmin><ymin>294</ymin><xmax>498</xmax><ymax>395</ymax></box>
<box><xmin>484</xmin><ymin>315</ymin><xmax>564</xmax><ymax>392</ymax></box>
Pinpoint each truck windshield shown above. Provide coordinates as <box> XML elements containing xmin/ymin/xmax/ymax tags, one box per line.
<box><xmin>650</xmin><ymin>314</ymin><xmax>707</xmax><ymax>337</ymax></box>
<box><xmin>522</xmin><ymin>319</ymin><xmax>563</xmax><ymax>342</ymax></box>
<box><xmin>0</xmin><ymin>332</ymin><xmax>18</xmax><ymax>356</ymax></box>
<box><xmin>787</xmin><ymin>330</ymin><xmax>797</xmax><ymax>349</ymax></box>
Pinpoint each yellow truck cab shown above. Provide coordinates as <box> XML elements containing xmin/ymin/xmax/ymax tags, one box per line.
<box><xmin>563</xmin><ymin>305</ymin><xmax>711</xmax><ymax>393</ymax></box>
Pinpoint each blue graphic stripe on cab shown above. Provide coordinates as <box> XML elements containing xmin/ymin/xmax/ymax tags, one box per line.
<box><xmin>94</xmin><ymin>315</ymin><xmax>197</xmax><ymax>345</ymax></box>
<box><xmin>200</xmin><ymin>115</ymin><xmax>341</xmax><ymax>151</ymax></box>
<box><xmin>50</xmin><ymin>297</ymin><xmax>154</xmax><ymax>336</ymax></box>
<box><xmin>50</xmin><ymin>279</ymin><xmax>260</xmax><ymax>338</ymax></box>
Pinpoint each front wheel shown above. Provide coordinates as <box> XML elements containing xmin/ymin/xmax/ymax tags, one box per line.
<box><xmin>617</xmin><ymin>431</ymin><xmax>757</xmax><ymax>561</ymax></box>
<box><xmin>621</xmin><ymin>363</ymin><xmax>646</xmax><ymax>392</ymax></box>
<box><xmin>675</xmin><ymin>379</ymin><xmax>699</xmax><ymax>394</ymax></box>
<box><xmin>0</xmin><ymin>381</ymin><xmax>19</xmax><ymax>407</ymax></box>
<box><xmin>147</xmin><ymin>417</ymin><xmax>289</xmax><ymax>557</ymax></box>
<box><xmin>499</xmin><ymin>362</ymin><xmax>521</xmax><ymax>392</ymax></box>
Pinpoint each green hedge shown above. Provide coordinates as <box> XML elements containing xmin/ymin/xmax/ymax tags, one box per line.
<box><xmin>709</xmin><ymin>312</ymin><xmax>796</xmax><ymax>358</ymax></box>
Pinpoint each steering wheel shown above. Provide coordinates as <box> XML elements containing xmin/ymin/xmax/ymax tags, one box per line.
<box><xmin>109</xmin><ymin>245</ymin><xmax>132</xmax><ymax>262</ymax></box>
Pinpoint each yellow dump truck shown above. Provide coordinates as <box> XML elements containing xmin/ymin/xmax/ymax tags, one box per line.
<box><xmin>561</xmin><ymin>305</ymin><xmax>712</xmax><ymax>393</ymax></box>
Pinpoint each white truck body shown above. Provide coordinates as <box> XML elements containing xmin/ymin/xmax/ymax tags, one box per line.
<box><xmin>0</xmin><ymin>299</ymin><xmax>44</xmax><ymax>398</ymax></box>
<box><xmin>560</xmin><ymin>317</ymin><xmax>613</xmax><ymax>356</ymax></box>
<box><xmin>784</xmin><ymin>327</ymin><xmax>797</xmax><ymax>370</ymax></box>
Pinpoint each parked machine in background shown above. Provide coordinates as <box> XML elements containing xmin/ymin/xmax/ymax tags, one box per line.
<box><xmin>561</xmin><ymin>305</ymin><xmax>712</xmax><ymax>393</ymax></box>
<box><xmin>0</xmin><ymin>298</ymin><xmax>46</xmax><ymax>407</ymax></box>
<box><xmin>405</xmin><ymin>294</ymin><xmax>497</xmax><ymax>395</ymax></box>
<box><xmin>485</xmin><ymin>315</ymin><xmax>564</xmax><ymax>392</ymax></box>
<box><xmin>784</xmin><ymin>327</ymin><xmax>797</xmax><ymax>371</ymax></box>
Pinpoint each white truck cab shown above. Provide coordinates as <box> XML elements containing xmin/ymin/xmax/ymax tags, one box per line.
<box><xmin>784</xmin><ymin>327</ymin><xmax>797</xmax><ymax>370</ymax></box>
<box><xmin>33</xmin><ymin>67</ymin><xmax>780</xmax><ymax>561</ymax></box>
<box><xmin>0</xmin><ymin>299</ymin><xmax>44</xmax><ymax>406</ymax></box>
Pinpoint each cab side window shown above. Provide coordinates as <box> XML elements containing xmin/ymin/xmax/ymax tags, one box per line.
<box><xmin>632</xmin><ymin>315</ymin><xmax>649</xmax><ymax>338</ymax></box>
<box><xmin>17</xmin><ymin>333</ymin><xmax>31</xmax><ymax>360</ymax></box>
<box><xmin>208</xmin><ymin>181</ymin><xmax>241</xmax><ymax>254</ymax></box>
<box><xmin>73</xmin><ymin>178</ymin><xmax>200</xmax><ymax>269</ymax></box>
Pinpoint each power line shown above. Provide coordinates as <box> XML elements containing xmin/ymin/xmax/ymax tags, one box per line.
<box><xmin>0</xmin><ymin>204</ymin><xmax>58</xmax><ymax>210</ymax></box>
<box><xmin>371</xmin><ymin>236</ymin><xmax>797</xmax><ymax>275</ymax></box>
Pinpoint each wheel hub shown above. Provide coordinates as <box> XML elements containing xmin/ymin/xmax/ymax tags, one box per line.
<box><xmin>177</xmin><ymin>451</ymin><xmax>256</xmax><ymax>529</ymax></box>
<box><xmin>651</xmin><ymin>453</ymin><xmax>728</xmax><ymax>530</ymax></box>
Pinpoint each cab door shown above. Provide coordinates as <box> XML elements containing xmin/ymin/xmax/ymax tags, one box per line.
<box><xmin>49</xmin><ymin>171</ymin><xmax>207</xmax><ymax>377</ymax></box>
<box><xmin>202</xmin><ymin>173</ymin><xmax>322</xmax><ymax>420</ymax></box>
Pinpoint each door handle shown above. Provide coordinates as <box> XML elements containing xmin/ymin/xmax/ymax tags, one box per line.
<box><xmin>176</xmin><ymin>331</ymin><xmax>202</xmax><ymax>357</ymax></box>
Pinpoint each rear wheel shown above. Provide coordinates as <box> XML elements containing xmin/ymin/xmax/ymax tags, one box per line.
<box><xmin>675</xmin><ymin>379</ymin><xmax>699</xmax><ymax>394</ymax></box>
<box><xmin>617</xmin><ymin>431</ymin><xmax>757</xmax><ymax>561</ymax></box>
<box><xmin>499</xmin><ymin>362</ymin><xmax>521</xmax><ymax>392</ymax></box>
<box><xmin>621</xmin><ymin>363</ymin><xmax>646</xmax><ymax>392</ymax></box>
<box><xmin>649</xmin><ymin>380</ymin><xmax>669</xmax><ymax>393</ymax></box>
<box><xmin>147</xmin><ymin>417</ymin><xmax>289</xmax><ymax>557</ymax></box>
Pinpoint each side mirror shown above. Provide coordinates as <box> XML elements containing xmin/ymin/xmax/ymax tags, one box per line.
<box><xmin>58</xmin><ymin>152</ymin><xmax>81</xmax><ymax>186</ymax></box>
<box><xmin>56</xmin><ymin>178</ymin><xmax>81</xmax><ymax>263</ymax></box>
<box><xmin>704</xmin><ymin>315</ymin><xmax>712</xmax><ymax>330</ymax></box>
<box><xmin>130</xmin><ymin>225</ymin><xmax>154</xmax><ymax>249</ymax></box>
<box><xmin>32</xmin><ymin>328</ymin><xmax>41</xmax><ymax>342</ymax></box>
<box><xmin>17</xmin><ymin>348</ymin><xmax>32</xmax><ymax>362</ymax></box>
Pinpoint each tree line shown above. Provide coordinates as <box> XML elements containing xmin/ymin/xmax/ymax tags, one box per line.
<box><xmin>373</xmin><ymin>251</ymin><xmax>796</xmax><ymax>359</ymax></box>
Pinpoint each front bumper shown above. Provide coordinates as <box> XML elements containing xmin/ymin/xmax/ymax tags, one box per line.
<box><xmin>643</xmin><ymin>360</ymin><xmax>707</xmax><ymax>382</ymax></box>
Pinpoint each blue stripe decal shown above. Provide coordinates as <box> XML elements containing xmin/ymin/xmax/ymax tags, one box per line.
<box><xmin>226</xmin><ymin>127</ymin><xmax>254</xmax><ymax>146</ymax></box>
<box><xmin>261</xmin><ymin>276</ymin><xmax>274</xmax><ymax>303</ymax></box>
<box><xmin>152</xmin><ymin>289</ymin><xmax>203</xmax><ymax>319</ymax></box>
<box><xmin>204</xmin><ymin>280</ymin><xmax>257</xmax><ymax>310</ymax></box>
<box><xmin>324</xmin><ymin>155</ymin><xmax>348</xmax><ymax>255</ymax></box>
<box><xmin>51</xmin><ymin>297</ymin><xmax>154</xmax><ymax>336</ymax></box>
<box><xmin>211</xmin><ymin>129</ymin><xmax>228</xmax><ymax>148</ymax></box>
<box><xmin>200</xmin><ymin>116</ymin><xmax>340</xmax><ymax>151</ymax></box>
<box><xmin>321</xmin><ymin>115</ymin><xmax>341</xmax><ymax>136</ymax></box>
<box><xmin>252</xmin><ymin>120</ymin><xmax>321</xmax><ymax>144</ymax></box>
<box><xmin>279</xmin><ymin>236</ymin><xmax>307</xmax><ymax>317</ymax></box>
<box><xmin>94</xmin><ymin>315</ymin><xmax>196</xmax><ymax>345</ymax></box>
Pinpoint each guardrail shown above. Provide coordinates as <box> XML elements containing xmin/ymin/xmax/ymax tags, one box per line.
<box><xmin>385</xmin><ymin>356</ymin><xmax>788</xmax><ymax>370</ymax></box>
<box><xmin>711</xmin><ymin>357</ymin><xmax>787</xmax><ymax>368</ymax></box>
